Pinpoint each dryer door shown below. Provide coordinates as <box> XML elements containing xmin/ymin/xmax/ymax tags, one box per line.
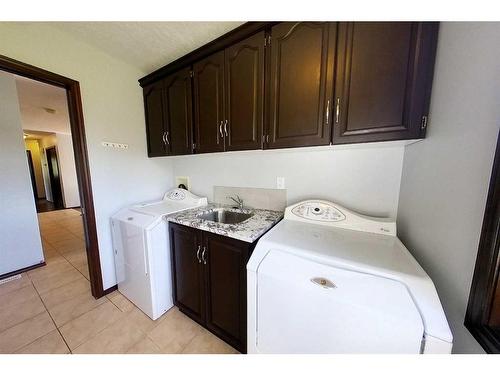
<box><xmin>256</xmin><ymin>250</ymin><xmax>424</xmax><ymax>353</ymax></box>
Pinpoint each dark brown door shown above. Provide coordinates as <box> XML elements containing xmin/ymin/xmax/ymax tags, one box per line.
<box><xmin>46</xmin><ymin>146</ymin><xmax>63</xmax><ymax>209</ymax></box>
<box><xmin>225</xmin><ymin>32</ymin><xmax>265</xmax><ymax>151</ymax></box>
<box><xmin>26</xmin><ymin>150</ymin><xmax>37</xmax><ymax>199</ymax></box>
<box><xmin>267</xmin><ymin>22</ymin><xmax>336</xmax><ymax>149</ymax></box>
<box><xmin>170</xmin><ymin>223</ymin><xmax>205</xmax><ymax>325</ymax></box>
<box><xmin>333</xmin><ymin>22</ymin><xmax>439</xmax><ymax>144</ymax></box>
<box><xmin>163</xmin><ymin>68</ymin><xmax>193</xmax><ymax>155</ymax></box>
<box><xmin>143</xmin><ymin>81</ymin><xmax>167</xmax><ymax>157</ymax></box>
<box><xmin>193</xmin><ymin>51</ymin><xmax>225</xmax><ymax>153</ymax></box>
<box><xmin>203</xmin><ymin>232</ymin><xmax>248</xmax><ymax>352</ymax></box>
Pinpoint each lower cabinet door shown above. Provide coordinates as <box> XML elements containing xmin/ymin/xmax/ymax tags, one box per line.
<box><xmin>203</xmin><ymin>232</ymin><xmax>249</xmax><ymax>352</ymax></box>
<box><xmin>170</xmin><ymin>223</ymin><xmax>205</xmax><ymax>325</ymax></box>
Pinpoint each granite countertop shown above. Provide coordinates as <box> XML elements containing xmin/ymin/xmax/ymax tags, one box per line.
<box><xmin>166</xmin><ymin>204</ymin><xmax>283</xmax><ymax>243</ymax></box>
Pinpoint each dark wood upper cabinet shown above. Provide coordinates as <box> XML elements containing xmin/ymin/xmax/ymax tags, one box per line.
<box><xmin>193</xmin><ymin>51</ymin><xmax>225</xmax><ymax>154</ymax></box>
<box><xmin>203</xmin><ymin>232</ymin><xmax>249</xmax><ymax>352</ymax></box>
<box><xmin>163</xmin><ymin>67</ymin><xmax>193</xmax><ymax>155</ymax></box>
<box><xmin>267</xmin><ymin>22</ymin><xmax>336</xmax><ymax>149</ymax></box>
<box><xmin>333</xmin><ymin>22</ymin><xmax>439</xmax><ymax>144</ymax></box>
<box><xmin>224</xmin><ymin>31</ymin><xmax>265</xmax><ymax>151</ymax></box>
<box><xmin>143</xmin><ymin>81</ymin><xmax>167</xmax><ymax>157</ymax></box>
<box><xmin>169</xmin><ymin>224</ymin><xmax>205</xmax><ymax>325</ymax></box>
<box><xmin>141</xmin><ymin>22</ymin><xmax>439</xmax><ymax>156</ymax></box>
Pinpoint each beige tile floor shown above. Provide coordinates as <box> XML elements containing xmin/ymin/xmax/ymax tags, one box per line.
<box><xmin>0</xmin><ymin>209</ymin><xmax>238</xmax><ymax>354</ymax></box>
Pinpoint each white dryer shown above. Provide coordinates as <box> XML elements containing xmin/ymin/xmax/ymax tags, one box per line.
<box><xmin>111</xmin><ymin>189</ymin><xmax>207</xmax><ymax>320</ymax></box>
<box><xmin>247</xmin><ymin>200</ymin><xmax>453</xmax><ymax>353</ymax></box>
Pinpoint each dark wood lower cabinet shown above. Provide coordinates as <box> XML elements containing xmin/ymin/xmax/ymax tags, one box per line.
<box><xmin>169</xmin><ymin>222</ymin><xmax>255</xmax><ymax>353</ymax></box>
<box><xmin>170</xmin><ymin>224</ymin><xmax>205</xmax><ymax>325</ymax></box>
<box><xmin>204</xmin><ymin>232</ymin><xmax>249</xmax><ymax>351</ymax></box>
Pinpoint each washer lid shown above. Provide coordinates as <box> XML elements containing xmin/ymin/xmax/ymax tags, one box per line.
<box><xmin>256</xmin><ymin>249</ymin><xmax>424</xmax><ymax>353</ymax></box>
<box><xmin>112</xmin><ymin>208</ymin><xmax>158</xmax><ymax>228</ymax></box>
<box><xmin>248</xmin><ymin>219</ymin><xmax>453</xmax><ymax>344</ymax></box>
<box><xmin>131</xmin><ymin>189</ymin><xmax>207</xmax><ymax>217</ymax></box>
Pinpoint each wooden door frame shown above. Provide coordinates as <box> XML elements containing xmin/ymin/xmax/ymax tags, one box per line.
<box><xmin>465</xmin><ymin>130</ymin><xmax>500</xmax><ymax>353</ymax></box>
<box><xmin>0</xmin><ymin>54</ymin><xmax>105</xmax><ymax>298</ymax></box>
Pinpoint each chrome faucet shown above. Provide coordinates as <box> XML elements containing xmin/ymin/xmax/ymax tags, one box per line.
<box><xmin>227</xmin><ymin>195</ymin><xmax>244</xmax><ymax>210</ymax></box>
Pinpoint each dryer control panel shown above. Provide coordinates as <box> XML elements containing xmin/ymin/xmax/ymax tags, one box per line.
<box><xmin>291</xmin><ymin>201</ymin><xmax>346</xmax><ymax>222</ymax></box>
<box><xmin>285</xmin><ymin>200</ymin><xmax>396</xmax><ymax>236</ymax></box>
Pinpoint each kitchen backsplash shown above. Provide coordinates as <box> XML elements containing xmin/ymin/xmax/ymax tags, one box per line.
<box><xmin>213</xmin><ymin>186</ymin><xmax>287</xmax><ymax>211</ymax></box>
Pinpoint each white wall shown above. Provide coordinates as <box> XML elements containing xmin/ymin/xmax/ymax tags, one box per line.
<box><xmin>0</xmin><ymin>72</ymin><xmax>44</xmax><ymax>275</ymax></box>
<box><xmin>0</xmin><ymin>23</ymin><xmax>174</xmax><ymax>288</ymax></box>
<box><xmin>55</xmin><ymin>133</ymin><xmax>80</xmax><ymax>208</ymax></box>
<box><xmin>397</xmin><ymin>22</ymin><xmax>500</xmax><ymax>353</ymax></box>
<box><xmin>172</xmin><ymin>144</ymin><xmax>406</xmax><ymax>218</ymax></box>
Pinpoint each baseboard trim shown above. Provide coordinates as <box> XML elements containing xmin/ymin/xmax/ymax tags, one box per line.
<box><xmin>0</xmin><ymin>262</ymin><xmax>46</xmax><ymax>281</ymax></box>
<box><xmin>102</xmin><ymin>284</ymin><xmax>118</xmax><ymax>296</ymax></box>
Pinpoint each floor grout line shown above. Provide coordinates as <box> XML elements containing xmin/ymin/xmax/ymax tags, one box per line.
<box><xmin>23</xmin><ymin>209</ymin><xmax>89</xmax><ymax>354</ymax></box>
<box><xmin>20</xmin><ymin>274</ymin><xmax>72</xmax><ymax>354</ymax></box>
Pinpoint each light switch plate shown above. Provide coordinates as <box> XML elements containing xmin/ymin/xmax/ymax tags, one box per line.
<box><xmin>277</xmin><ymin>176</ymin><xmax>285</xmax><ymax>189</ymax></box>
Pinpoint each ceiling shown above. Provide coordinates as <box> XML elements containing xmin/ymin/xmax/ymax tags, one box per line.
<box><xmin>15</xmin><ymin>75</ymin><xmax>71</xmax><ymax>134</ymax></box>
<box><xmin>24</xmin><ymin>130</ymin><xmax>55</xmax><ymax>140</ymax></box>
<box><xmin>51</xmin><ymin>22</ymin><xmax>244</xmax><ymax>73</ymax></box>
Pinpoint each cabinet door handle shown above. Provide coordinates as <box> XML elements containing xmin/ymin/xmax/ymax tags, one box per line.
<box><xmin>196</xmin><ymin>245</ymin><xmax>201</xmax><ymax>263</ymax></box>
<box><xmin>325</xmin><ymin>99</ymin><xmax>330</xmax><ymax>125</ymax></box>
<box><xmin>335</xmin><ymin>98</ymin><xmax>340</xmax><ymax>124</ymax></box>
<box><xmin>224</xmin><ymin>120</ymin><xmax>228</xmax><ymax>137</ymax></box>
<box><xmin>162</xmin><ymin>131</ymin><xmax>167</xmax><ymax>145</ymax></box>
<box><xmin>201</xmin><ymin>246</ymin><xmax>207</xmax><ymax>265</ymax></box>
<box><xmin>165</xmin><ymin>131</ymin><xmax>170</xmax><ymax>145</ymax></box>
<box><xmin>219</xmin><ymin>121</ymin><xmax>224</xmax><ymax>138</ymax></box>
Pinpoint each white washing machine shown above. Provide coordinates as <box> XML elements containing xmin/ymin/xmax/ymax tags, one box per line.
<box><xmin>247</xmin><ymin>200</ymin><xmax>453</xmax><ymax>354</ymax></box>
<box><xmin>111</xmin><ymin>188</ymin><xmax>207</xmax><ymax>320</ymax></box>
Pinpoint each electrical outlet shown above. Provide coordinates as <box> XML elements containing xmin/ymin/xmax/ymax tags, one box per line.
<box><xmin>175</xmin><ymin>176</ymin><xmax>190</xmax><ymax>190</ymax></box>
<box><xmin>277</xmin><ymin>176</ymin><xmax>285</xmax><ymax>189</ymax></box>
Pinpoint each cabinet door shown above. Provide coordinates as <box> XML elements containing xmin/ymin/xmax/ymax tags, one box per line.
<box><xmin>267</xmin><ymin>22</ymin><xmax>336</xmax><ymax>149</ymax></box>
<box><xmin>225</xmin><ymin>32</ymin><xmax>265</xmax><ymax>151</ymax></box>
<box><xmin>143</xmin><ymin>81</ymin><xmax>167</xmax><ymax>157</ymax></box>
<box><xmin>193</xmin><ymin>51</ymin><xmax>225</xmax><ymax>153</ymax></box>
<box><xmin>333</xmin><ymin>22</ymin><xmax>439</xmax><ymax>144</ymax></box>
<box><xmin>203</xmin><ymin>232</ymin><xmax>249</xmax><ymax>352</ymax></box>
<box><xmin>163</xmin><ymin>68</ymin><xmax>193</xmax><ymax>155</ymax></box>
<box><xmin>170</xmin><ymin>223</ymin><xmax>205</xmax><ymax>325</ymax></box>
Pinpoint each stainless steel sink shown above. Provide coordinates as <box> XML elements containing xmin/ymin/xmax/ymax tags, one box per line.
<box><xmin>198</xmin><ymin>208</ymin><xmax>253</xmax><ymax>224</ymax></box>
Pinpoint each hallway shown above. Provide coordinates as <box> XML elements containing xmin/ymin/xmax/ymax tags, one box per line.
<box><xmin>0</xmin><ymin>209</ymin><xmax>238</xmax><ymax>354</ymax></box>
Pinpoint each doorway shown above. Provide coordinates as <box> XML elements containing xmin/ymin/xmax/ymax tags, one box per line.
<box><xmin>0</xmin><ymin>54</ymin><xmax>105</xmax><ymax>298</ymax></box>
<box><xmin>45</xmin><ymin>146</ymin><xmax>64</xmax><ymax>209</ymax></box>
